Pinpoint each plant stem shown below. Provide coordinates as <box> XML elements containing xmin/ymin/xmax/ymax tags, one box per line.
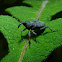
<box><xmin>35</xmin><ymin>0</ymin><xmax>48</xmax><ymax>20</ymax></box>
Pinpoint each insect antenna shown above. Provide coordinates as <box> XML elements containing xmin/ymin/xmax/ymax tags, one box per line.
<box><xmin>18</xmin><ymin>21</ymin><xmax>25</xmax><ymax>28</ymax></box>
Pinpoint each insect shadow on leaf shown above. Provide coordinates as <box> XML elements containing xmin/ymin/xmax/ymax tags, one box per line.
<box><xmin>18</xmin><ymin>19</ymin><xmax>56</xmax><ymax>47</ymax></box>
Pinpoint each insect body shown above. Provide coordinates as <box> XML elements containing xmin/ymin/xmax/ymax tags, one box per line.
<box><xmin>18</xmin><ymin>19</ymin><xmax>56</xmax><ymax>47</ymax></box>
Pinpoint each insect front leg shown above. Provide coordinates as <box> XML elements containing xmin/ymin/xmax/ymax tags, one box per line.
<box><xmin>28</xmin><ymin>30</ymin><xmax>31</xmax><ymax>48</ymax></box>
<box><xmin>18</xmin><ymin>21</ymin><xmax>25</xmax><ymax>28</ymax></box>
<box><xmin>31</xmin><ymin>30</ymin><xmax>38</xmax><ymax>42</ymax></box>
<box><xmin>40</xmin><ymin>26</ymin><xmax>56</xmax><ymax>32</ymax></box>
<box><xmin>21</xmin><ymin>28</ymin><xmax>26</xmax><ymax>40</ymax></box>
<box><xmin>31</xmin><ymin>30</ymin><xmax>37</xmax><ymax>35</ymax></box>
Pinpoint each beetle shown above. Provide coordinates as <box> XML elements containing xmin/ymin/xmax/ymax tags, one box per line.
<box><xmin>18</xmin><ymin>19</ymin><xmax>56</xmax><ymax>47</ymax></box>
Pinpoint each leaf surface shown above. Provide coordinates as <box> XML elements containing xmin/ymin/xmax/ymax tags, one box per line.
<box><xmin>0</xmin><ymin>15</ymin><xmax>28</xmax><ymax>62</ymax></box>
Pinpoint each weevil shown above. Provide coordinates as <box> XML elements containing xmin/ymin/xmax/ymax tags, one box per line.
<box><xmin>18</xmin><ymin>19</ymin><xmax>56</xmax><ymax>47</ymax></box>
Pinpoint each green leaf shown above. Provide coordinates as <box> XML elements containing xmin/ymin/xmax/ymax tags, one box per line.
<box><xmin>5</xmin><ymin>1</ymin><xmax>43</xmax><ymax>21</ymax></box>
<box><xmin>5</xmin><ymin>6</ymin><xmax>37</xmax><ymax>21</ymax></box>
<box><xmin>5</xmin><ymin>0</ymin><xmax>62</xmax><ymax>21</ymax></box>
<box><xmin>0</xmin><ymin>0</ymin><xmax>62</xmax><ymax>62</ymax></box>
<box><xmin>0</xmin><ymin>15</ymin><xmax>28</xmax><ymax>62</ymax></box>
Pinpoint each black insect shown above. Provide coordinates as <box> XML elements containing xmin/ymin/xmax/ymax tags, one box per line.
<box><xmin>18</xmin><ymin>19</ymin><xmax>56</xmax><ymax>47</ymax></box>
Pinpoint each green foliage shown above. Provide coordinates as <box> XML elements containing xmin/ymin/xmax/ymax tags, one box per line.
<box><xmin>0</xmin><ymin>0</ymin><xmax>62</xmax><ymax>62</ymax></box>
<box><xmin>5</xmin><ymin>1</ymin><xmax>43</xmax><ymax>21</ymax></box>
<box><xmin>0</xmin><ymin>15</ymin><xmax>27</xmax><ymax>62</ymax></box>
<box><xmin>5</xmin><ymin>6</ymin><xmax>37</xmax><ymax>21</ymax></box>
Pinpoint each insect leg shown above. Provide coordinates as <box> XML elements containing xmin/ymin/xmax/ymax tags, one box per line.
<box><xmin>40</xmin><ymin>26</ymin><xmax>56</xmax><ymax>32</ymax></box>
<box><xmin>45</xmin><ymin>26</ymin><xmax>56</xmax><ymax>32</ymax></box>
<box><xmin>31</xmin><ymin>30</ymin><xmax>38</xmax><ymax>42</ymax></box>
<box><xmin>28</xmin><ymin>30</ymin><xmax>31</xmax><ymax>48</ymax></box>
<box><xmin>31</xmin><ymin>30</ymin><xmax>37</xmax><ymax>35</ymax></box>
<box><xmin>18</xmin><ymin>21</ymin><xmax>25</xmax><ymax>28</ymax></box>
<box><xmin>18</xmin><ymin>23</ymin><xmax>22</xmax><ymax>28</ymax></box>
<box><xmin>21</xmin><ymin>28</ymin><xmax>26</xmax><ymax>40</ymax></box>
